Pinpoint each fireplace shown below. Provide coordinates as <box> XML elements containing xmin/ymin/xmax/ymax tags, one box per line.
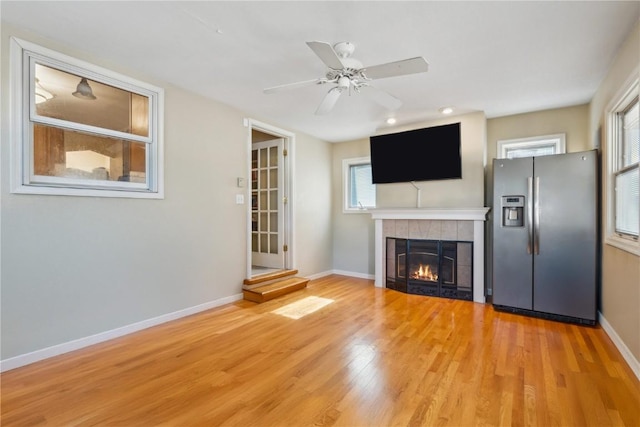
<box><xmin>387</xmin><ymin>238</ymin><xmax>472</xmax><ymax>301</ymax></box>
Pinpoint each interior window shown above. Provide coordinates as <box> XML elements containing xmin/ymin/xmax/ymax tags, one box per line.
<box><xmin>10</xmin><ymin>37</ymin><xmax>164</xmax><ymax>198</ymax></box>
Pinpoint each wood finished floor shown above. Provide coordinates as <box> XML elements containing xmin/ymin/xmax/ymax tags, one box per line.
<box><xmin>1</xmin><ymin>275</ymin><xmax>639</xmax><ymax>426</ymax></box>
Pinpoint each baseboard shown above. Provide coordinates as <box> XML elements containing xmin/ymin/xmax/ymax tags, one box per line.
<box><xmin>330</xmin><ymin>270</ymin><xmax>375</xmax><ymax>280</ymax></box>
<box><xmin>306</xmin><ymin>270</ymin><xmax>334</xmax><ymax>280</ymax></box>
<box><xmin>599</xmin><ymin>311</ymin><xmax>640</xmax><ymax>381</ymax></box>
<box><xmin>0</xmin><ymin>293</ymin><xmax>243</xmax><ymax>373</ymax></box>
<box><xmin>306</xmin><ymin>270</ymin><xmax>375</xmax><ymax>281</ymax></box>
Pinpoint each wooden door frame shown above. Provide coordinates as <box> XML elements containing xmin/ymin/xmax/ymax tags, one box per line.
<box><xmin>244</xmin><ymin>119</ymin><xmax>295</xmax><ymax>278</ymax></box>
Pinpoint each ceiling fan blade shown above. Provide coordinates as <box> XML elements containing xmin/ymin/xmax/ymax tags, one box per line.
<box><xmin>264</xmin><ymin>78</ymin><xmax>327</xmax><ymax>94</ymax></box>
<box><xmin>360</xmin><ymin>85</ymin><xmax>402</xmax><ymax>110</ymax></box>
<box><xmin>315</xmin><ymin>87</ymin><xmax>343</xmax><ymax>115</ymax></box>
<box><xmin>306</xmin><ymin>41</ymin><xmax>345</xmax><ymax>70</ymax></box>
<box><xmin>363</xmin><ymin>57</ymin><xmax>429</xmax><ymax>80</ymax></box>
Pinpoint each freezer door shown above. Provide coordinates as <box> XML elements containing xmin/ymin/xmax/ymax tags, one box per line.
<box><xmin>533</xmin><ymin>151</ymin><xmax>597</xmax><ymax>321</ymax></box>
<box><xmin>492</xmin><ymin>157</ymin><xmax>533</xmax><ymax>310</ymax></box>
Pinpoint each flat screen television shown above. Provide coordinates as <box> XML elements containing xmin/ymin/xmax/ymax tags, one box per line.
<box><xmin>370</xmin><ymin>122</ymin><xmax>461</xmax><ymax>184</ymax></box>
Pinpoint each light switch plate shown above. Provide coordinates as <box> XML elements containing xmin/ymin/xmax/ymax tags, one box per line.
<box><xmin>235</xmin><ymin>194</ymin><xmax>244</xmax><ymax>204</ymax></box>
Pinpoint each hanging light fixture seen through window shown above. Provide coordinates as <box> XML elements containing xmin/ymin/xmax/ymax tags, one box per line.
<box><xmin>35</xmin><ymin>78</ymin><xmax>54</xmax><ymax>104</ymax></box>
<box><xmin>72</xmin><ymin>77</ymin><xmax>97</xmax><ymax>100</ymax></box>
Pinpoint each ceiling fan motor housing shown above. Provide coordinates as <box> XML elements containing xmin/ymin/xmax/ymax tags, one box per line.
<box><xmin>333</xmin><ymin>41</ymin><xmax>355</xmax><ymax>58</ymax></box>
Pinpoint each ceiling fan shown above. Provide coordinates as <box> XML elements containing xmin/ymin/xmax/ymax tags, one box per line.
<box><xmin>263</xmin><ymin>41</ymin><xmax>429</xmax><ymax>115</ymax></box>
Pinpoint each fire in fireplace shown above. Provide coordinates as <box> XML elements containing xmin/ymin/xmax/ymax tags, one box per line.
<box><xmin>386</xmin><ymin>237</ymin><xmax>472</xmax><ymax>301</ymax></box>
<box><xmin>412</xmin><ymin>263</ymin><xmax>437</xmax><ymax>281</ymax></box>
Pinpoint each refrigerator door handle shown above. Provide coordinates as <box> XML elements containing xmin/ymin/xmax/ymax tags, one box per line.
<box><xmin>527</xmin><ymin>177</ymin><xmax>533</xmax><ymax>255</ymax></box>
<box><xmin>534</xmin><ymin>176</ymin><xmax>541</xmax><ymax>255</ymax></box>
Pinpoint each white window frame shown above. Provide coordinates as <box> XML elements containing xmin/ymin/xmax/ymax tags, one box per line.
<box><xmin>343</xmin><ymin>157</ymin><xmax>376</xmax><ymax>213</ymax></box>
<box><xmin>497</xmin><ymin>134</ymin><xmax>566</xmax><ymax>159</ymax></box>
<box><xmin>9</xmin><ymin>37</ymin><xmax>164</xmax><ymax>198</ymax></box>
<box><xmin>605</xmin><ymin>70</ymin><xmax>639</xmax><ymax>256</ymax></box>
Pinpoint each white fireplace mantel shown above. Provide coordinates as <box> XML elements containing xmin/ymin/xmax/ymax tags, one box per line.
<box><xmin>370</xmin><ymin>207</ymin><xmax>490</xmax><ymax>303</ymax></box>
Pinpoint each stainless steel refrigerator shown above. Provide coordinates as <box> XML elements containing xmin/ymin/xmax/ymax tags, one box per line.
<box><xmin>492</xmin><ymin>150</ymin><xmax>597</xmax><ymax>325</ymax></box>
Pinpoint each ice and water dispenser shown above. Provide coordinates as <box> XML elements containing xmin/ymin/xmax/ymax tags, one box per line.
<box><xmin>501</xmin><ymin>196</ymin><xmax>524</xmax><ymax>227</ymax></box>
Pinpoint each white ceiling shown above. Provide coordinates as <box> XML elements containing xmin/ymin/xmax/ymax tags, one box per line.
<box><xmin>3</xmin><ymin>1</ymin><xmax>639</xmax><ymax>142</ymax></box>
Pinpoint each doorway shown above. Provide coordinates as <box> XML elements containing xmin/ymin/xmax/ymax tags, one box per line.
<box><xmin>246</xmin><ymin>119</ymin><xmax>294</xmax><ymax>278</ymax></box>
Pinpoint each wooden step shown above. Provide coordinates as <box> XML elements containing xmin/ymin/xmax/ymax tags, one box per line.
<box><xmin>243</xmin><ymin>269</ymin><xmax>298</xmax><ymax>286</ymax></box>
<box><xmin>242</xmin><ymin>276</ymin><xmax>309</xmax><ymax>303</ymax></box>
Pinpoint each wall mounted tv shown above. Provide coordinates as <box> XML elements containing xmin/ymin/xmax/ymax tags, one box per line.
<box><xmin>370</xmin><ymin>122</ymin><xmax>462</xmax><ymax>184</ymax></box>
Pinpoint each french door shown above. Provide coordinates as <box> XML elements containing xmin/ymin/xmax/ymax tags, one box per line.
<box><xmin>251</xmin><ymin>138</ymin><xmax>285</xmax><ymax>269</ymax></box>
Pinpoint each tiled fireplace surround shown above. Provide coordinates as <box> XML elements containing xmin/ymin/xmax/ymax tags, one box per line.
<box><xmin>370</xmin><ymin>208</ymin><xmax>490</xmax><ymax>303</ymax></box>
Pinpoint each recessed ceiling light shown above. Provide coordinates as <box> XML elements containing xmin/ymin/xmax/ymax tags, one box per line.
<box><xmin>439</xmin><ymin>107</ymin><xmax>454</xmax><ymax>115</ymax></box>
<box><xmin>386</xmin><ymin>117</ymin><xmax>397</xmax><ymax>125</ymax></box>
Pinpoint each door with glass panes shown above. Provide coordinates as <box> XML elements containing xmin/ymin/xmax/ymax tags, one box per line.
<box><xmin>251</xmin><ymin>139</ymin><xmax>285</xmax><ymax>269</ymax></box>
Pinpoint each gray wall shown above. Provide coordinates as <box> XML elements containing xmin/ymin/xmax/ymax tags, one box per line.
<box><xmin>331</xmin><ymin>113</ymin><xmax>487</xmax><ymax>276</ymax></box>
<box><xmin>1</xmin><ymin>25</ymin><xmax>333</xmax><ymax>360</ymax></box>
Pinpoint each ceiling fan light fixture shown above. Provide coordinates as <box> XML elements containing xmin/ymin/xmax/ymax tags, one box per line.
<box><xmin>439</xmin><ymin>106</ymin><xmax>454</xmax><ymax>115</ymax></box>
<box><xmin>34</xmin><ymin>78</ymin><xmax>54</xmax><ymax>104</ymax></box>
<box><xmin>72</xmin><ymin>77</ymin><xmax>97</xmax><ymax>100</ymax></box>
<box><xmin>337</xmin><ymin>76</ymin><xmax>351</xmax><ymax>89</ymax></box>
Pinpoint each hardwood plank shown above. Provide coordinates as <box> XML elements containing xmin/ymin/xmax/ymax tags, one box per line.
<box><xmin>1</xmin><ymin>275</ymin><xmax>639</xmax><ymax>426</ymax></box>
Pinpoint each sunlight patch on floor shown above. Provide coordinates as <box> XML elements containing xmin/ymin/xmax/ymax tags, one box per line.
<box><xmin>271</xmin><ymin>296</ymin><xmax>334</xmax><ymax>319</ymax></box>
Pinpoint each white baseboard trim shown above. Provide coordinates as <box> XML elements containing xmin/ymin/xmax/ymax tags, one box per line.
<box><xmin>306</xmin><ymin>270</ymin><xmax>334</xmax><ymax>280</ymax></box>
<box><xmin>599</xmin><ymin>311</ymin><xmax>640</xmax><ymax>381</ymax></box>
<box><xmin>0</xmin><ymin>293</ymin><xmax>243</xmax><ymax>373</ymax></box>
<box><xmin>331</xmin><ymin>270</ymin><xmax>375</xmax><ymax>280</ymax></box>
<box><xmin>306</xmin><ymin>270</ymin><xmax>375</xmax><ymax>281</ymax></box>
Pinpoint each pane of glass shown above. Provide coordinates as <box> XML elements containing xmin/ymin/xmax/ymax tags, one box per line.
<box><xmin>33</xmin><ymin>124</ymin><xmax>146</xmax><ymax>182</ymax></box>
<box><xmin>260</xmin><ymin>213</ymin><xmax>268</xmax><ymax>231</ymax></box>
<box><xmin>269</xmin><ymin>190</ymin><xmax>278</xmax><ymax>210</ymax></box>
<box><xmin>615</xmin><ymin>167</ymin><xmax>639</xmax><ymax>237</ymax></box>
<box><xmin>259</xmin><ymin>170</ymin><xmax>268</xmax><ymax>189</ymax></box>
<box><xmin>270</xmin><ymin>212</ymin><xmax>278</xmax><ymax>232</ymax></box>
<box><xmin>260</xmin><ymin>234</ymin><xmax>268</xmax><ymax>253</ymax></box>
<box><xmin>259</xmin><ymin>191</ymin><xmax>267</xmax><ymax>211</ymax></box>
<box><xmin>349</xmin><ymin>163</ymin><xmax>376</xmax><ymax>208</ymax></box>
<box><xmin>269</xmin><ymin>234</ymin><xmax>278</xmax><ymax>254</ymax></box>
<box><xmin>259</xmin><ymin>148</ymin><xmax>268</xmax><ymax>168</ymax></box>
<box><xmin>622</xmin><ymin>100</ymin><xmax>639</xmax><ymax>167</ymax></box>
<box><xmin>269</xmin><ymin>146</ymin><xmax>278</xmax><ymax>167</ymax></box>
<box><xmin>506</xmin><ymin>144</ymin><xmax>556</xmax><ymax>159</ymax></box>
<box><xmin>34</xmin><ymin>63</ymin><xmax>149</xmax><ymax>137</ymax></box>
<box><xmin>251</xmin><ymin>233</ymin><xmax>258</xmax><ymax>252</ymax></box>
<box><xmin>269</xmin><ymin>169</ymin><xmax>278</xmax><ymax>189</ymax></box>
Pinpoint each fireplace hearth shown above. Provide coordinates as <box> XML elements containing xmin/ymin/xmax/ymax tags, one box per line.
<box><xmin>386</xmin><ymin>238</ymin><xmax>472</xmax><ymax>301</ymax></box>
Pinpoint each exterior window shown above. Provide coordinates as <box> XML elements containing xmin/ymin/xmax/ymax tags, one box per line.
<box><xmin>497</xmin><ymin>134</ymin><xmax>566</xmax><ymax>159</ymax></box>
<box><xmin>343</xmin><ymin>157</ymin><xmax>376</xmax><ymax>212</ymax></box>
<box><xmin>606</xmin><ymin>77</ymin><xmax>639</xmax><ymax>255</ymax></box>
<box><xmin>10</xmin><ymin>37</ymin><xmax>164</xmax><ymax>198</ymax></box>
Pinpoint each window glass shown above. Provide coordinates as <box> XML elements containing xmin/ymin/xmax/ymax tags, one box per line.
<box><xmin>614</xmin><ymin>97</ymin><xmax>639</xmax><ymax>238</ymax></box>
<box><xmin>497</xmin><ymin>134</ymin><xmax>565</xmax><ymax>159</ymax></box>
<box><xmin>33</xmin><ymin>124</ymin><xmax>146</xmax><ymax>183</ymax></box>
<box><xmin>349</xmin><ymin>163</ymin><xmax>376</xmax><ymax>208</ymax></box>
<box><xmin>343</xmin><ymin>157</ymin><xmax>375</xmax><ymax>212</ymax></box>
<box><xmin>622</xmin><ymin>101</ymin><xmax>639</xmax><ymax>167</ymax></box>
<box><xmin>505</xmin><ymin>143</ymin><xmax>557</xmax><ymax>159</ymax></box>
<box><xmin>34</xmin><ymin>63</ymin><xmax>150</xmax><ymax>138</ymax></box>
<box><xmin>615</xmin><ymin>168</ymin><xmax>639</xmax><ymax>236</ymax></box>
